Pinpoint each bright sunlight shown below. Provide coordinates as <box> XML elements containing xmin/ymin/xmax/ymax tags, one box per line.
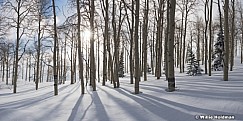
<box><xmin>83</xmin><ymin>29</ymin><xmax>91</xmax><ymax>41</ymax></box>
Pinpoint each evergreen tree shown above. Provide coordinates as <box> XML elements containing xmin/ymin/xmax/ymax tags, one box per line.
<box><xmin>118</xmin><ymin>51</ymin><xmax>124</xmax><ymax>77</ymax></box>
<box><xmin>186</xmin><ymin>46</ymin><xmax>202</xmax><ymax>76</ymax></box>
<box><xmin>212</xmin><ymin>31</ymin><xmax>224</xmax><ymax>71</ymax></box>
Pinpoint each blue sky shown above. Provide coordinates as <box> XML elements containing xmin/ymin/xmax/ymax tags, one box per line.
<box><xmin>55</xmin><ymin>0</ymin><xmax>73</xmax><ymax>25</ymax></box>
<box><xmin>56</xmin><ymin>0</ymin><xmax>68</xmax><ymax>8</ymax></box>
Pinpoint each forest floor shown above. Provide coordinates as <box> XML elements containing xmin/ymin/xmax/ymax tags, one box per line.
<box><xmin>0</xmin><ymin>57</ymin><xmax>243</xmax><ymax>121</ymax></box>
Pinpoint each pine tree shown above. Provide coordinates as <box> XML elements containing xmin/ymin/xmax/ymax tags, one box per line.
<box><xmin>186</xmin><ymin>46</ymin><xmax>202</xmax><ymax>76</ymax></box>
<box><xmin>212</xmin><ymin>31</ymin><xmax>224</xmax><ymax>71</ymax></box>
<box><xmin>118</xmin><ymin>51</ymin><xmax>124</xmax><ymax>77</ymax></box>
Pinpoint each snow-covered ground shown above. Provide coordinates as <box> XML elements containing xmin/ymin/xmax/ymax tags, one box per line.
<box><xmin>1</xmin><ymin>58</ymin><xmax>243</xmax><ymax>121</ymax></box>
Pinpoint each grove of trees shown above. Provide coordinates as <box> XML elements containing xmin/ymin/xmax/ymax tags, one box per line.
<box><xmin>0</xmin><ymin>0</ymin><xmax>243</xmax><ymax>95</ymax></box>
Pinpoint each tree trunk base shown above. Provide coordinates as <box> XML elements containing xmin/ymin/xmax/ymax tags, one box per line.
<box><xmin>165</xmin><ymin>88</ymin><xmax>177</xmax><ymax>92</ymax></box>
<box><xmin>167</xmin><ymin>77</ymin><xmax>175</xmax><ymax>92</ymax></box>
<box><xmin>133</xmin><ymin>91</ymin><xmax>142</xmax><ymax>94</ymax></box>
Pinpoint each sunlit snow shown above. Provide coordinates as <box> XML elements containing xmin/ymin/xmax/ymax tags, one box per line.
<box><xmin>0</xmin><ymin>57</ymin><xmax>243</xmax><ymax>121</ymax></box>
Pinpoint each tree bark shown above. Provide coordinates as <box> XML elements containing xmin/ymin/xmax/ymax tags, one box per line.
<box><xmin>182</xmin><ymin>0</ymin><xmax>189</xmax><ymax>73</ymax></box>
<box><xmin>102</xmin><ymin>0</ymin><xmax>109</xmax><ymax>86</ymax></box>
<box><xmin>36</xmin><ymin>12</ymin><xmax>42</xmax><ymax>90</ymax></box>
<box><xmin>217</xmin><ymin>0</ymin><xmax>223</xmax><ymax>33</ymax></box>
<box><xmin>6</xmin><ymin>47</ymin><xmax>9</xmax><ymax>85</ymax></box>
<box><xmin>208</xmin><ymin>0</ymin><xmax>213</xmax><ymax>76</ymax></box>
<box><xmin>90</xmin><ymin>0</ymin><xmax>96</xmax><ymax>91</ymax></box>
<box><xmin>230</xmin><ymin>0</ymin><xmax>235</xmax><ymax>71</ymax></box>
<box><xmin>241</xmin><ymin>6</ymin><xmax>243</xmax><ymax>64</ymax></box>
<box><xmin>13</xmin><ymin>1</ymin><xmax>21</xmax><ymax>93</ymax></box>
<box><xmin>63</xmin><ymin>36</ymin><xmax>67</xmax><ymax>84</ymax></box>
<box><xmin>97</xmin><ymin>26</ymin><xmax>100</xmax><ymax>83</ymax></box>
<box><xmin>143</xmin><ymin>0</ymin><xmax>149</xmax><ymax>81</ymax></box>
<box><xmin>167</xmin><ymin>0</ymin><xmax>176</xmax><ymax>92</ymax></box>
<box><xmin>224</xmin><ymin>0</ymin><xmax>229</xmax><ymax>81</ymax></box>
<box><xmin>165</xmin><ymin>0</ymin><xmax>169</xmax><ymax>80</ymax></box>
<box><xmin>201</xmin><ymin>28</ymin><xmax>204</xmax><ymax>65</ymax></box>
<box><xmin>196</xmin><ymin>17</ymin><xmax>201</xmax><ymax>66</ymax></box>
<box><xmin>25</xmin><ymin>57</ymin><xmax>28</xmax><ymax>82</ymax></box>
<box><xmin>130</xmin><ymin>1</ymin><xmax>134</xmax><ymax>84</ymax></box>
<box><xmin>204</xmin><ymin>0</ymin><xmax>209</xmax><ymax>75</ymax></box>
<box><xmin>179</xmin><ymin>2</ymin><xmax>184</xmax><ymax>73</ymax></box>
<box><xmin>122</xmin><ymin>0</ymin><xmax>134</xmax><ymax>84</ymax></box>
<box><xmin>52</xmin><ymin>0</ymin><xmax>58</xmax><ymax>95</ymax></box>
<box><xmin>155</xmin><ymin>0</ymin><xmax>164</xmax><ymax>79</ymax></box>
<box><xmin>76</xmin><ymin>0</ymin><xmax>84</xmax><ymax>94</ymax></box>
<box><xmin>134</xmin><ymin>0</ymin><xmax>140</xmax><ymax>94</ymax></box>
<box><xmin>29</xmin><ymin>51</ymin><xmax>31</xmax><ymax>82</ymax></box>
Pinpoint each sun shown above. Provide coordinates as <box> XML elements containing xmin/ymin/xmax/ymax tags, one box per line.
<box><xmin>83</xmin><ymin>29</ymin><xmax>91</xmax><ymax>41</ymax></box>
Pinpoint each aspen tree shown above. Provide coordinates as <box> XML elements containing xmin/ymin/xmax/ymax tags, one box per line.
<box><xmin>76</xmin><ymin>0</ymin><xmax>84</xmax><ymax>94</ymax></box>
<box><xmin>134</xmin><ymin>0</ymin><xmax>140</xmax><ymax>94</ymax></box>
<box><xmin>224</xmin><ymin>0</ymin><xmax>229</xmax><ymax>81</ymax></box>
<box><xmin>167</xmin><ymin>0</ymin><xmax>176</xmax><ymax>92</ymax></box>
<box><xmin>52</xmin><ymin>0</ymin><xmax>58</xmax><ymax>95</ymax></box>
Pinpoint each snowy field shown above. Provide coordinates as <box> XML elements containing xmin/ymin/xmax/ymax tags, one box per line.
<box><xmin>1</xmin><ymin>58</ymin><xmax>243</xmax><ymax>121</ymax></box>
